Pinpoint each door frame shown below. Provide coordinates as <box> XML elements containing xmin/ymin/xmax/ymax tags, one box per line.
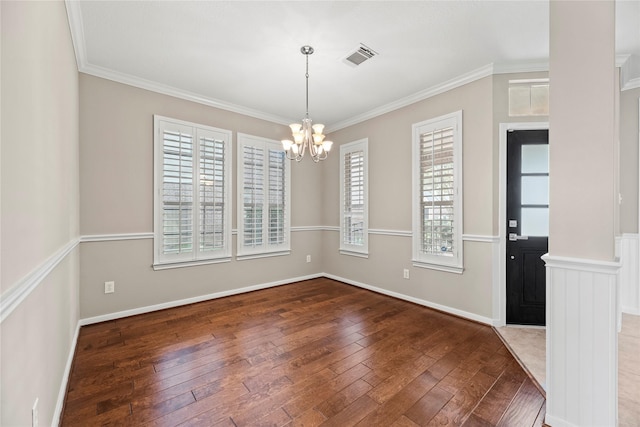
<box><xmin>497</xmin><ymin>121</ymin><xmax>548</xmax><ymax>326</ymax></box>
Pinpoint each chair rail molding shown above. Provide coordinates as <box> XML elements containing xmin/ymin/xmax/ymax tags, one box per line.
<box><xmin>0</xmin><ymin>238</ymin><xmax>80</xmax><ymax>323</ymax></box>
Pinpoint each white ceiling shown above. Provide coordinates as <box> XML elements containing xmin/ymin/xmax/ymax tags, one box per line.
<box><xmin>67</xmin><ymin>1</ymin><xmax>640</xmax><ymax>130</ymax></box>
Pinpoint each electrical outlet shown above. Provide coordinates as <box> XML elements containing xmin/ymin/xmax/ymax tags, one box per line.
<box><xmin>403</xmin><ymin>269</ymin><xmax>410</xmax><ymax>279</ymax></box>
<box><xmin>32</xmin><ymin>398</ymin><xmax>38</xmax><ymax>427</ymax></box>
<box><xmin>104</xmin><ymin>281</ymin><xmax>115</xmax><ymax>294</ymax></box>
<box><xmin>306</xmin><ymin>255</ymin><xmax>311</xmax><ymax>263</ymax></box>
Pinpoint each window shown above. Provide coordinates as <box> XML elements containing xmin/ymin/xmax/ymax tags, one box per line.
<box><xmin>153</xmin><ymin>116</ymin><xmax>232</xmax><ymax>268</ymax></box>
<box><xmin>237</xmin><ymin>133</ymin><xmax>290</xmax><ymax>258</ymax></box>
<box><xmin>340</xmin><ymin>139</ymin><xmax>368</xmax><ymax>257</ymax></box>
<box><xmin>509</xmin><ymin>79</ymin><xmax>549</xmax><ymax>116</ymax></box>
<box><xmin>412</xmin><ymin>111</ymin><xmax>463</xmax><ymax>273</ymax></box>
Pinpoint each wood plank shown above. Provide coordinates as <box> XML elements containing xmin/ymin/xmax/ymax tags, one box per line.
<box><xmin>59</xmin><ymin>279</ymin><xmax>545</xmax><ymax>427</ymax></box>
<box><xmin>315</xmin><ymin>379</ymin><xmax>373</xmax><ymax>418</ymax></box>
<box><xmin>404</xmin><ymin>385</ymin><xmax>454</xmax><ymax>426</ymax></box>
<box><xmin>357</xmin><ymin>370</ymin><xmax>440</xmax><ymax>426</ymax></box>
<box><xmin>318</xmin><ymin>394</ymin><xmax>378</xmax><ymax>427</ymax></box>
<box><xmin>427</xmin><ymin>371</ymin><xmax>497</xmax><ymax>426</ymax></box>
<box><xmin>496</xmin><ymin>378</ymin><xmax>545</xmax><ymax>427</ymax></box>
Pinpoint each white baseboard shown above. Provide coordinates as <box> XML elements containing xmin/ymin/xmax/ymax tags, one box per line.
<box><xmin>544</xmin><ymin>414</ymin><xmax>577</xmax><ymax>427</ymax></box>
<box><xmin>79</xmin><ymin>273</ymin><xmax>323</xmax><ymax>326</ymax></box>
<box><xmin>53</xmin><ymin>321</ymin><xmax>81</xmax><ymax>426</ymax></box>
<box><xmin>323</xmin><ymin>273</ymin><xmax>496</xmax><ymax>326</ymax></box>
<box><xmin>80</xmin><ymin>272</ymin><xmax>496</xmax><ymax>328</ymax></box>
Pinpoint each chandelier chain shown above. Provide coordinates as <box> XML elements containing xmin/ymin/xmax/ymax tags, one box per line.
<box><xmin>305</xmin><ymin>53</ymin><xmax>309</xmax><ymax>117</ymax></box>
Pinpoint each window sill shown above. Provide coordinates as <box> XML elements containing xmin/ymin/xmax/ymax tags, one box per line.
<box><xmin>339</xmin><ymin>249</ymin><xmax>369</xmax><ymax>259</ymax></box>
<box><xmin>236</xmin><ymin>250</ymin><xmax>291</xmax><ymax>261</ymax></box>
<box><xmin>153</xmin><ymin>257</ymin><xmax>231</xmax><ymax>271</ymax></box>
<box><xmin>412</xmin><ymin>260</ymin><xmax>463</xmax><ymax>274</ymax></box>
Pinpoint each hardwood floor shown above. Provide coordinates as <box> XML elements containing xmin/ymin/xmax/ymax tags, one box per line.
<box><xmin>60</xmin><ymin>278</ymin><xmax>546</xmax><ymax>426</ymax></box>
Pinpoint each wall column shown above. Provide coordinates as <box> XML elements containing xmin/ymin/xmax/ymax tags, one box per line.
<box><xmin>545</xmin><ymin>1</ymin><xmax>620</xmax><ymax>426</ymax></box>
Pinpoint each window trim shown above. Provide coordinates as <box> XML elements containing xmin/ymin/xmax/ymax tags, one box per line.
<box><xmin>411</xmin><ymin>110</ymin><xmax>463</xmax><ymax>274</ymax></box>
<box><xmin>339</xmin><ymin>138</ymin><xmax>369</xmax><ymax>257</ymax></box>
<box><xmin>236</xmin><ymin>133</ymin><xmax>291</xmax><ymax>259</ymax></box>
<box><xmin>153</xmin><ymin>115</ymin><xmax>232</xmax><ymax>269</ymax></box>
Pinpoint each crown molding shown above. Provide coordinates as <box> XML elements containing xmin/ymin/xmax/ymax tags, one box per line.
<box><xmin>492</xmin><ymin>60</ymin><xmax>549</xmax><ymax>75</ymax></box>
<box><xmin>617</xmin><ymin>54</ymin><xmax>631</xmax><ymax>68</ymax></box>
<box><xmin>79</xmin><ymin>64</ymin><xmax>294</xmax><ymax>126</ymax></box>
<box><xmin>327</xmin><ymin>60</ymin><xmax>555</xmax><ymax>133</ymax></box>
<box><xmin>65</xmin><ymin>2</ymin><xmax>293</xmax><ymax>126</ymax></box>
<box><xmin>622</xmin><ymin>76</ymin><xmax>640</xmax><ymax>91</ymax></box>
<box><xmin>65</xmin><ymin>0</ymin><xmax>87</xmax><ymax>70</ymax></box>
<box><xmin>65</xmin><ymin>1</ymin><xmax>638</xmax><ymax>131</ymax></box>
<box><xmin>327</xmin><ymin>63</ymin><xmax>495</xmax><ymax>132</ymax></box>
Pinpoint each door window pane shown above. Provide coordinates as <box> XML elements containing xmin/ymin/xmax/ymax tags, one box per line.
<box><xmin>521</xmin><ymin>144</ymin><xmax>549</xmax><ymax>173</ymax></box>
<box><xmin>521</xmin><ymin>176</ymin><xmax>549</xmax><ymax>205</ymax></box>
<box><xmin>521</xmin><ymin>207</ymin><xmax>549</xmax><ymax>237</ymax></box>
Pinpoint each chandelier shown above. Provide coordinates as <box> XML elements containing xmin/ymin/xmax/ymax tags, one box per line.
<box><xmin>281</xmin><ymin>45</ymin><xmax>333</xmax><ymax>162</ymax></box>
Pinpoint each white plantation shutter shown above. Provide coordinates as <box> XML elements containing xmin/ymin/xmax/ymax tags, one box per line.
<box><xmin>268</xmin><ymin>148</ymin><xmax>286</xmax><ymax>245</ymax></box>
<box><xmin>238</xmin><ymin>134</ymin><xmax>290</xmax><ymax>258</ymax></box>
<box><xmin>242</xmin><ymin>144</ymin><xmax>264</xmax><ymax>248</ymax></box>
<box><xmin>198</xmin><ymin>133</ymin><xmax>227</xmax><ymax>253</ymax></box>
<box><xmin>340</xmin><ymin>139</ymin><xmax>368</xmax><ymax>256</ymax></box>
<box><xmin>154</xmin><ymin>116</ymin><xmax>232</xmax><ymax>267</ymax></box>
<box><xmin>420</xmin><ymin>127</ymin><xmax>455</xmax><ymax>255</ymax></box>
<box><xmin>412</xmin><ymin>111</ymin><xmax>463</xmax><ymax>273</ymax></box>
<box><xmin>161</xmin><ymin>126</ymin><xmax>194</xmax><ymax>257</ymax></box>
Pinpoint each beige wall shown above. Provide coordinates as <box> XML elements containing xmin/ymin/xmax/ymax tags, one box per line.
<box><xmin>323</xmin><ymin>77</ymin><xmax>496</xmax><ymax>320</ymax></box>
<box><xmin>620</xmin><ymin>87</ymin><xmax>640</xmax><ymax>234</ymax></box>
<box><xmin>1</xmin><ymin>1</ymin><xmax>80</xmax><ymax>426</ymax></box>
<box><xmin>79</xmin><ymin>74</ymin><xmax>324</xmax><ymax>318</ymax></box>
<box><xmin>549</xmin><ymin>1</ymin><xmax>617</xmax><ymax>261</ymax></box>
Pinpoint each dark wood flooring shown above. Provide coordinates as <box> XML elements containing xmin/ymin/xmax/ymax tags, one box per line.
<box><xmin>61</xmin><ymin>278</ymin><xmax>546</xmax><ymax>426</ymax></box>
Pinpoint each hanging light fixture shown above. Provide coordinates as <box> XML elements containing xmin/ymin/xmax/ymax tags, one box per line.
<box><xmin>281</xmin><ymin>45</ymin><xmax>333</xmax><ymax>162</ymax></box>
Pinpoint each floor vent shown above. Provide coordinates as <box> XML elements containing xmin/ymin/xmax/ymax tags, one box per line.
<box><xmin>344</xmin><ymin>44</ymin><xmax>377</xmax><ymax>67</ymax></box>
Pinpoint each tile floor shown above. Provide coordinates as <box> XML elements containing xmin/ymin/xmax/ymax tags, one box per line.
<box><xmin>495</xmin><ymin>314</ymin><xmax>640</xmax><ymax>426</ymax></box>
<box><xmin>619</xmin><ymin>313</ymin><xmax>640</xmax><ymax>427</ymax></box>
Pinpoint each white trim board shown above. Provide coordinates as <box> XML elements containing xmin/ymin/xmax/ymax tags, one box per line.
<box><xmin>0</xmin><ymin>238</ymin><xmax>80</xmax><ymax>323</ymax></box>
<box><xmin>53</xmin><ymin>322</ymin><xmax>81</xmax><ymax>427</ymax></box>
<box><xmin>78</xmin><ymin>230</ymin><xmax>499</xmax><ymax>241</ymax></box>
<box><xmin>79</xmin><ymin>227</ymin><xmax>326</xmax><ymax>243</ymax></box>
<box><xmin>1</xmin><ymin>229</ymin><xmax>503</xmax><ymax>325</ymax></box>
<box><xmin>80</xmin><ymin>273</ymin><xmax>496</xmax><ymax>327</ymax></box>
<box><xmin>81</xmin><ymin>233</ymin><xmax>154</xmax><ymax>242</ymax></box>
<box><xmin>80</xmin><ymin>273</ymin><xmax>323</xmax><ymax>325</ymax></box>
<box><xmin>324</xmin><ymin>273</ymin><xmax>496</xmax><ymax>326</ymax></box>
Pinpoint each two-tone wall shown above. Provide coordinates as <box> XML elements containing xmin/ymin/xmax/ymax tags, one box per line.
<box><xmin>1</xmin><ymin>1</ymin><xmax>639</xmax><ymax>425</ymax></box>
<box><xmin>78</xmin><ymin>74</ymin><xmax>325</xmax><ymax>321</ymax></box>
<box><xmin>1</xmin><ymin>1</ymin><xmax>80</xmax><ymax>426</ymax></box>
<box><xmin>322</xmin><ymin>76</ymin><xmax>496</xmax><ymax>322</ymax></box>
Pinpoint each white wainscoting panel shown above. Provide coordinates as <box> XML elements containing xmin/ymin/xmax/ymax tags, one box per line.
<box><xmin>543</xmin><ymin>255</ymin><xmax>620</xmax><ymax>427</ymax></box>
<box><xmin>617</xmin><ymin>234</ymin><xmax>640</xmax><ymax>315</ymax></box>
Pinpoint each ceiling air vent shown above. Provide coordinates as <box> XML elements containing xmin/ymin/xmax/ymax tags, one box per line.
<box><xmin>344</xmin><ymin>44</ymin><xmax>378</xmax><ymax>67</ymax></box>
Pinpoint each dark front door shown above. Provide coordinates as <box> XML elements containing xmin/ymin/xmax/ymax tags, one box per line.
<box><xmin>506</xmin><ymin>129</ymin><xmax>548</xmax><ymax>325</ymax></box>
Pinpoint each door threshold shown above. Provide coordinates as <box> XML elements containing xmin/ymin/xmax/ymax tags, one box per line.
<box><xmin>504</xmin><ymin>324</ymin><xmax>546</xmax><ymax>329</ymax></box>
